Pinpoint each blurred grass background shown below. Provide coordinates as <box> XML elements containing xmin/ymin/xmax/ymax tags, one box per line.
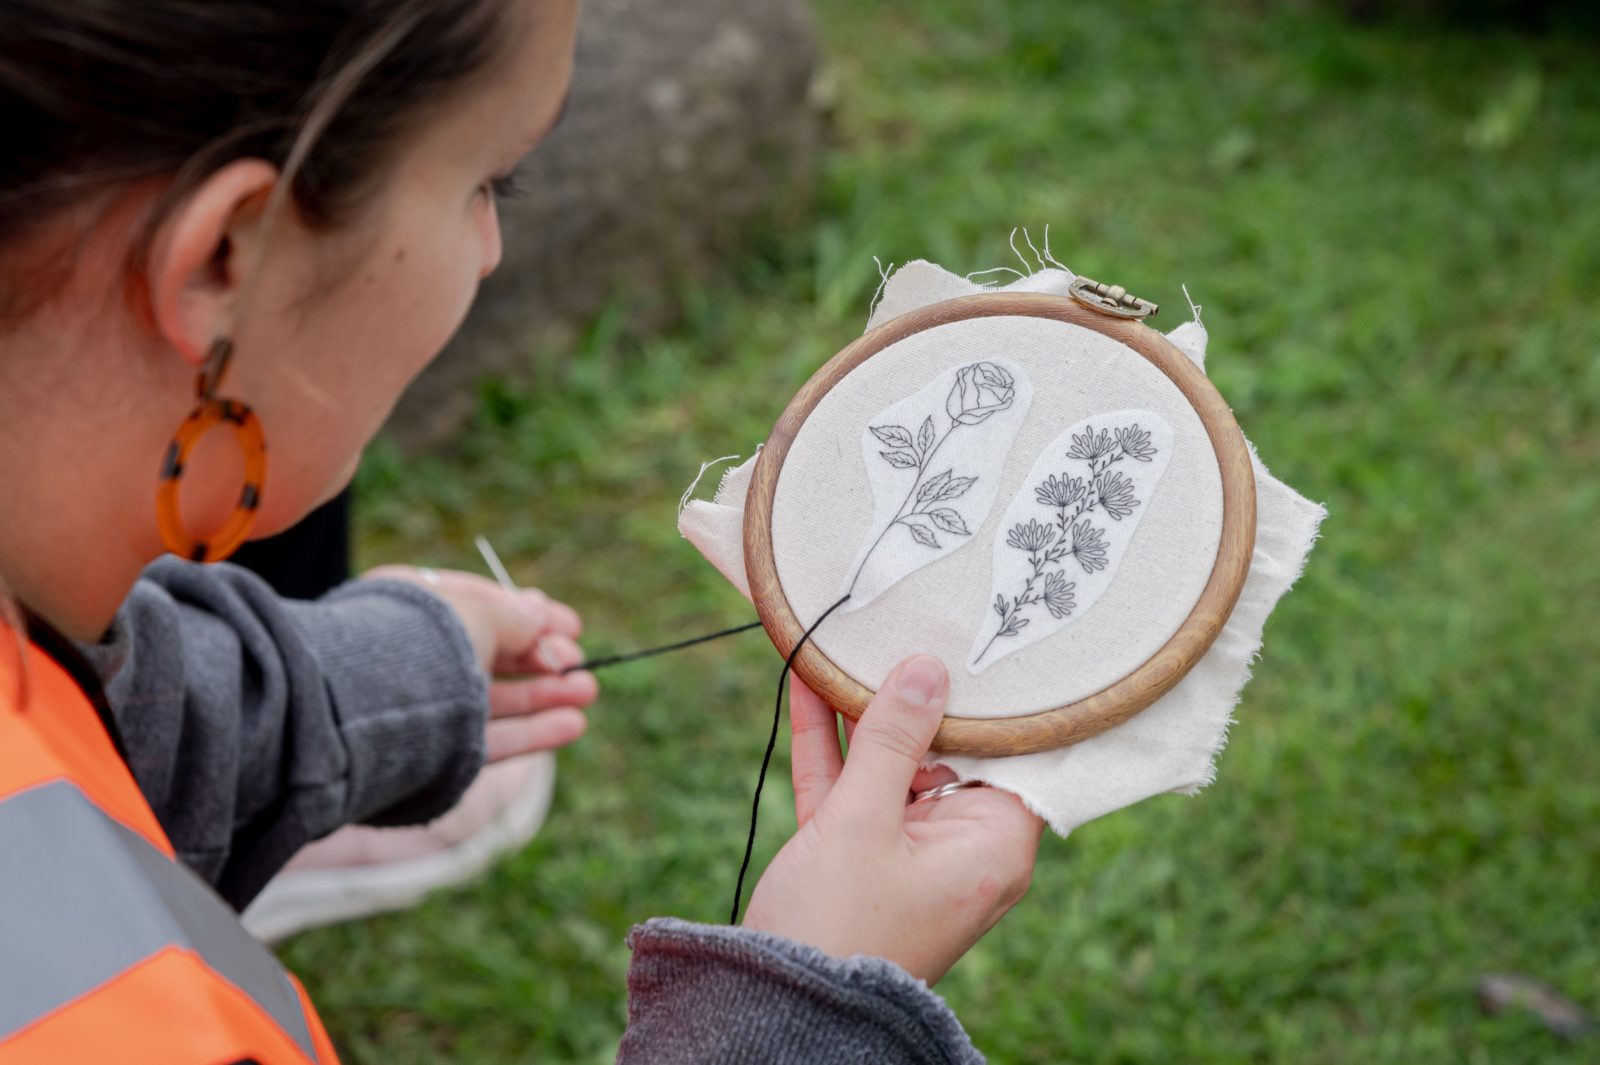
<box><xmin>280</xmin><ymin>0</ymin><xmax>1600</xmax><ymax>1061</ymax></box>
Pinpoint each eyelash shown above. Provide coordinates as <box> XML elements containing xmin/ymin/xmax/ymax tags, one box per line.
<box><xmin>485</xmin><ymin>162</ymin><xmax>528</xmax><ymax>202</ymax></box>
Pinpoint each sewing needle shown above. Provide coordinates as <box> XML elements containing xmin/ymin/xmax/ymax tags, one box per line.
<box><xmin>475</xmin><ymin>532</ymin><xmax>761</xmax><ymax>675</ymax></box>
<box><xmin>474</xmin><ymin>534</ymin><xmax>518</xmax><ymax>593</ymax></box>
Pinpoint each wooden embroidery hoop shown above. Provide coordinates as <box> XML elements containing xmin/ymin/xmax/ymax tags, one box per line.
<box><xmin>743</xmin><ymin>290</ymin><xmax>1258</xmax><ymax>757</ymax></box>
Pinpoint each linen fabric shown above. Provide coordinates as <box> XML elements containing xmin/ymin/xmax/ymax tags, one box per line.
<box><xmin>680</xmin><ymin>260</ymin><xmax>1325</xmax><ymax>834</ymax></box>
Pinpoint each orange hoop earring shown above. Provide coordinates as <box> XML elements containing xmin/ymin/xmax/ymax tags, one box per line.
<box><xmin>155</xmin><ymin>337</ymin><xmax>268</xmax><ymax>563</ymax></box>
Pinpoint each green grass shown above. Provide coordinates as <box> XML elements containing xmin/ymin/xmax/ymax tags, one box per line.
<box><xmin>279</xmin><ymin>1</ymin><xmax>1600</xmax><ymax>1061</ymax></box>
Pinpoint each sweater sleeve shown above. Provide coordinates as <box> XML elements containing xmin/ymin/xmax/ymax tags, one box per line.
<box><xmin>617</xmin><ymin>918</ymin><xmax>985</xmax><ymax>1064</ymax></box>
<box><xmin>78</xmin><ymin>556</ymin><xmax>488</xmax><ymax>910</ymax></box>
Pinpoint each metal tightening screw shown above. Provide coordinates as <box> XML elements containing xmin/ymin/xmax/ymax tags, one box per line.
<box><xmin>1068</xmin><ymin>276</ymin><xmax>1159</xmax><ymax>319</ymax></box>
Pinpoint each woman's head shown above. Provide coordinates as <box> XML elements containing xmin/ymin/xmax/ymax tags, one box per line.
<box><xmin>0</xmin><ymin>0</ymin><xmax>576</xmax><ymax>632</ymax></box>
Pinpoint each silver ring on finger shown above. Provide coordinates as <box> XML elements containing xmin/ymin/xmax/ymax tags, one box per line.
<box><xmin>911</xmin><ymin>779</ymin><xmax>985</xmax><ymax>805</ymax></box>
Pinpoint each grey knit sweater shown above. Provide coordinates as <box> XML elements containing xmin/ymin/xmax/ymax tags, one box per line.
<box><xmin>78</xmin><ymin>557</ymin><xmax>983</xmax><ymax>1062</ymax></box>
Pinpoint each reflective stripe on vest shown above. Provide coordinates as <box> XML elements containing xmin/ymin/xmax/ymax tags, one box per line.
<box><xmin>0</xmin><ymin>778</ymin><xmax>316</xmax><ymax>1058</ymax></box>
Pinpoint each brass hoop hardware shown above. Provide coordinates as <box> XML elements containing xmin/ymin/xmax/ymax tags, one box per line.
<box><xmin>1068</xmin><ymin>276</ymin><xmax>1159</xmax><ymax>319</ymax></box>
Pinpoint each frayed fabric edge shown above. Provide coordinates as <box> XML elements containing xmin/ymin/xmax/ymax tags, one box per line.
<box><xmin>1179</xmin><ymin>453</ymin><xmax>1328</xmax><ymax>798</ymax></box>
<box><xmin>678</xmin><ymin>453</ymin><xmax>744</xmax><ymax>518</ymax></box>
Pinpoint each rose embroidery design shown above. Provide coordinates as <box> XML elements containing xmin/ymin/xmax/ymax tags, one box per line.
<box><xmin>946</xmin><ymin>361</ymin><xmax>1017</xmax><ymax>427</ymax></box>
<box><xmin>842</xmin><ymin>361</ymin><xmax>1024</xmax><ymax>604</ymax></box>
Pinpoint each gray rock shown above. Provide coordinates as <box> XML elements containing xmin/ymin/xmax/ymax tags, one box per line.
<box><xmin>388</xmin><ymin>0</ymin><xmax>824</xmax><ymax>448</ymax></box>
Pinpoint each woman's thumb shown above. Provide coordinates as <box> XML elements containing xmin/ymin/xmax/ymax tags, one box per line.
<box><xmin>832</xmin><ymin>654</ymin><xmax>948</xmax><ymax>830</ymax></box>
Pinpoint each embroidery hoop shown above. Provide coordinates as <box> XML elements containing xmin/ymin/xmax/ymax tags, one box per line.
<box><xmin>743</xmin><ymin>291</ymin><xmax>1257</xmax><ymax>757</ymax></box>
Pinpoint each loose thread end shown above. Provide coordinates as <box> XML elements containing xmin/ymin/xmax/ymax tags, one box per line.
<box><xmin>729</xmin><ymin>593</ymin><xmax>851</xmax><ymax>925</ymax></box>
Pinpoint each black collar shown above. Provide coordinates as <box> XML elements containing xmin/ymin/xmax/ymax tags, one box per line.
<box><xmin>20</xmin><ymin>607</ymin><xmax>130</xmax><ymax>763</ymax></box>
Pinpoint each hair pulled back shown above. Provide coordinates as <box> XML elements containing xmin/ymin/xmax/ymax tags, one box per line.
<box><xmin>0</xmin><ymin>0</ymin><xmax>510</xmax><ymax>320</ymax></box>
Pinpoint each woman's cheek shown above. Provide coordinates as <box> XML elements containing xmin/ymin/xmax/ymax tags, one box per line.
<box><xmin>339</xmin><ymin>205</ymin><xmax>488</xmax><ymax>422</ymax></box>
<box><xmin>476</xmin><ymin>193</ymin><xmax>504</xmax><ymax>279</ymax></box>
<box><xmin>389</xmin><ymin>226</ymin><xmax>484</xmax><ymax>385</ymax></box>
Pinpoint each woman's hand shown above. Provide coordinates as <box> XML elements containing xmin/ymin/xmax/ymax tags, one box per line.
<box><xmin>741</xmin><ymin>654</ymin><xmax>1044</xmax><ymax>986</ymax></box>
<box><xmin>364</xmin><ymin>566</ymin><xmax>597</xmax><ymax>760</ymax></box>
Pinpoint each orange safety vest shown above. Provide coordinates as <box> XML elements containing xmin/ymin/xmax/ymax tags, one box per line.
<box><xmin>0</xmin><ymin>630</ymin><xmax>340</xmax><ymax>1063</ymax></box>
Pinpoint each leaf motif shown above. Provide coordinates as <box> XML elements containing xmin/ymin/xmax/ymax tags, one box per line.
<box><xmin>880</xmin><ymin>450</ymin><xmax>919</xmax><ymax>469</ymax></box>
<box><xmin>917</xmin><ymin>469</ymin><xmax>952</xmax><ymax>504</ymax></box>
<box><xmin>927</xmin><ymin>508</ymin><xmax>970</xmax><ymax>535</ymax></box>
<box><xmin>844</xmin><ymin>359</ymin><xmax>1033</xmax><ymax>616</ymax></box>
<box><xmin>994</xmin><ymin>594</ymin><xmax>1008</xmax><ymax>617</ymax></box>
<box><xmin>870</xmin><ymin>424</ymin><xmax>914</xmax><ymax>449</ymax></box>
<box><xmin>935</xmin><ymin>475</ymin><xmax>977</xmax><ymax>502</ymax></box>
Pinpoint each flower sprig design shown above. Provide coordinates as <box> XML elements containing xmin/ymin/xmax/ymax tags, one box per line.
<box><xmin>975</xmin><ymin>421</ymin><xmax>1159</xmax><ymax>662</ymax></box>
<box><xmin>846</xmin><ymin>362</ymin><xmax>1016</xmax><ymax>594</ymax></box>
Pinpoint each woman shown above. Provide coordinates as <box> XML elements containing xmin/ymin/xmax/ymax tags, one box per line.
<box><xmin>0</xmin><ymin>0</ymin><xmax>1042</xmax><ymax>1060</ymax></box>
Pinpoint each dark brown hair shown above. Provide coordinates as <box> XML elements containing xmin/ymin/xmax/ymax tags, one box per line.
<box><xmin>0</xmin><ymin>0</ymin><xmax>511</xmax><ymax>320</ymax></box>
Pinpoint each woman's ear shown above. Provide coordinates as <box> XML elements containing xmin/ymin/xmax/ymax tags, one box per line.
<box><xmin>146</xmin><ymin>159</ymin><xmax>279</xmax><ymax>369</ymax></box>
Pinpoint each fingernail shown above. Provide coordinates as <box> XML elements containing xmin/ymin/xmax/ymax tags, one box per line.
<box><xmin>896</xmin><ymin>654</ymin><xmax>947</xmax><ymax>707</ymax></box>
<box><xmin>537</xmin><ymin>636</ymin><xmax>577</xmax><ymax>671</ymax></box>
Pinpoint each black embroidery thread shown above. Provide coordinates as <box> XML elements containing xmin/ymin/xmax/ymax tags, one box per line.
<box><xmin>560</xmin><ymin>619</ymin><xmax>764</xmax><ymax>674</ymax></box>
<box><xmin>845</xmin><ymin>362</ymin><xmax>1018</xmax><ymax>595</ymax></box>
<box><xmin>730</xmin><ymin>593</ymin><xmax>853</xmax><ymax>924</ymax></box>
<box><xmin>976</xmin><ymin>422</ymin><xmax>1159</xmax><ymax>663</ymax></box>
